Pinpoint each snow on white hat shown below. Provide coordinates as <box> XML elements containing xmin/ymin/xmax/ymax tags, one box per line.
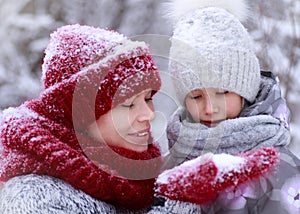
<box><xmin>164</xmin><ymin>0</ymin><xmax>261</xmax><ymax>104</ymax></box>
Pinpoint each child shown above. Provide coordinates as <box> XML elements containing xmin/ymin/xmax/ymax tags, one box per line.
<box><xmin>163</xmin><ymin>0</ymin><xmax>300</xmax><ymax>213</ymax></box>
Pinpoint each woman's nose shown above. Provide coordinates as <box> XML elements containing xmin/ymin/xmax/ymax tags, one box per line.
<box><xmin>137</xmin><ymin>102</ymin><xmax>155</xmax><ymax>122</ymax></box>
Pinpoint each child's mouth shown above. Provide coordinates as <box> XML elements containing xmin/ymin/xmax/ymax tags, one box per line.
<box><xmin>201</xmin><ymin>119</ymin><xmax>225</xmax><ymax>127</ymax></box>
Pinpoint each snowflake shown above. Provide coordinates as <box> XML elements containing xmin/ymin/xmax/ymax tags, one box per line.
<box><xmin>286</xmin><ymin>187</ymin><xmax>300</xmax><ymax>208</ymax></box>
<box><xmin>216</xmin><ymin>178</ymin><xmax>265</xmax><ymax>210</ymax></box>
<box><xmin>281</xmin><ymin>175</ymin><xmax>300</xmax><ymax>213</ymax></box>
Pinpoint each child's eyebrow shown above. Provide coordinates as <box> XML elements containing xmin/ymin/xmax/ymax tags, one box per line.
<box><xmin>190</xmin><ymin>89</ymin><xmax>203</xmax><ymax>93</ymax></box>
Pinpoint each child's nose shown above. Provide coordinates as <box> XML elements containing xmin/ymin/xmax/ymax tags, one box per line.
<box><xmin>204</xmin><ymin>98</ymin><xmax>218</xmax><ymax>114</ymax></box>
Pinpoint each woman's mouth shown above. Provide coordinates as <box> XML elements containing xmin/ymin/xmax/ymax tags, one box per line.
<box><xmin>127</xmin><ymin>129</ymin><xmax>151</xmax><ymax>143</ymax></box>
<box><xmin>126</xmin><ymin>130</ymin><xmax>151</xmax><ymax>152</ymax></box>
<box><xmin>135</xmin><ymin>131</ymin><xmax>149</xmax><ymax>137</ymax></box>
<box><xmin>129</xmin><ymin>128</ymin><xmax>150</xmax><ymax>137</ymax></box>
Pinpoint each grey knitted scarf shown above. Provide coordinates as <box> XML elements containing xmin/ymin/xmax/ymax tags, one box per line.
<box><xmin>167</xmin><ymin>71</ymin><xmax>291</xmax><ymax>165</ymax></box>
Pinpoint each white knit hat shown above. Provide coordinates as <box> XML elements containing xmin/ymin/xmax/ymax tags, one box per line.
<box><xmin>164</xmin><ymin>0</ymin><xmax>261</xmax><ymax>104</ymax></box>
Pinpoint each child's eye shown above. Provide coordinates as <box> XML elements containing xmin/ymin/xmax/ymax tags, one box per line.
<box><xmin>190</xmin><ymin>95</ymin><xmax>202</xmax><ymax>99</ymax></box>
<box><xmin>216</xmin><ymin>91</ymin><xmax>229</xmax><ymax>95</ymax></box>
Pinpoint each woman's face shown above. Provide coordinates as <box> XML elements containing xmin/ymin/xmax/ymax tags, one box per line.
<box><xmin>88</xmin><ymin>89</ymin><xmax>155</xmax><ymax>152</ymax></box>
<box><xmin>185</xmin><ymin>88</ymin><xmax>243</xmax><ymax>127</ymax></box>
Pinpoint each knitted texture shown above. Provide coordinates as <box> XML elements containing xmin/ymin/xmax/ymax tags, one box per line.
<box><xmin>41</xmin><ymin>24</ymin><xmax>161</xmax><ymax>128</ymax></box>
<box><xmin>0</xmin><ymin>174</ymin><xmax>204</xmax><ymax>213</ymax></box>
<box><xmin>0</xmin><ymin>105</ymin><xmax>162</xmax><ymax>210</ymax></box>
<box><xmin>167</xmin><ymin>72</ymin><xmax>290</xmax><ymax>165</ymax></box>
<box><xmin>165</xmin><ymin>0</ymin><xmax>260</xmax><ymax>103</ymax></box>
<box><xmin>0</xmin><ymin>24</ymin><xmax>162</xmax><ymax>210</ymax></box>
<box><xmin>155</xmin><ymin>147</ymin><xmax>279</xmax><ymax>205</ymax></box>
<box><xmin>0</xmin><ymin>175</ymin><xmax>119</xmax><ymax>214</ymax></box>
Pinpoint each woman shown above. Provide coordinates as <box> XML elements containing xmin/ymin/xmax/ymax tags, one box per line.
<box><xmin>0</xmin><ymin>24</ymin><xmax>278</xmax><ymax>213</ymax></box>
<box><xmin>0</xmin><ymin>24</ymin><xmax>163</xmax><ymax>213</ymax></box>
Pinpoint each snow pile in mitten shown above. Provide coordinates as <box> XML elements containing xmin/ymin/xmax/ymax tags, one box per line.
<box><xmin>155</xmin><ymin>147</ymin><xmax>279</xmax><ymax>205</ymax></box>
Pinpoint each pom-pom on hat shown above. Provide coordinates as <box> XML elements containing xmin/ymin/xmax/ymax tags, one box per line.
<box><xmin>41</xmin><ymin>24</ymin><xmax>161</xmax><ymax>128</ymax></box>
<box><xmin>164</xmin><ymin>0</ymin><xmax>260</xmax><ymax>104</ymax></box>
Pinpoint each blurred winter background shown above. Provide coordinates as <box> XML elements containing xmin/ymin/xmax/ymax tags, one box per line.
<box><xmin>0</xmin><ymin>0</ymin><xmax>299</xmax><ymax>156</ymax></box>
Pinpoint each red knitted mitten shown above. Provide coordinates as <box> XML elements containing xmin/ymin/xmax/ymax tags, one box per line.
<box><xmin>155</xmin><ymin>147</ymin><xmax>278</xmax><ymax>205</ymax></box>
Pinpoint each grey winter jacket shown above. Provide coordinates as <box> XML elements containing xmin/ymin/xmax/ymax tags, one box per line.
<box><xmin>0</xmin><ymin>174</ymin><xmax>202</xmax><ymax>214</ymax></box>
<box><xmin>163</xmin><ymin>71</ymin><xmax>300</xmax><ymax>213</ymax></box>
<box><xmin>166</xmin><ymin>71</ymin><xmax>290</xmax><ymax>166</ymax></box>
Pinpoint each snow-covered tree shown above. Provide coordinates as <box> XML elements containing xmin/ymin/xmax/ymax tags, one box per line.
<box><xmin>246</xmin><ymin>0</ymin><xmax>300</xmax><ymax>152</ymax></box>
<box><xmin>0</xmin><ymin>0</ymin><xmax>62</xmax><ymax>109</ymax></box>
<box><xmin>249</xmin><ymin>0</ymin><xmax>300</xmax><ymax>98</ymax></box>
<box><xmin>0</xmin><ymin>0</ymin><xmax>169</xmax><ymax>110</ymax></box>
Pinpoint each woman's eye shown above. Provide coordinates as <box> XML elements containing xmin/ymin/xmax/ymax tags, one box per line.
<box><xmin>145</xmin><ymin>97</ymin><xmax>153</xmax><ymax>102</ymax></box>
<box><xmin>122</xmin><ymin>103</ymin><xmax>134</xmax><ymax>108</ymax></box>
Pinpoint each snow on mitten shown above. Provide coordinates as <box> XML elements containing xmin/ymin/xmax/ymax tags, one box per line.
<box><xmin>155</xmin><ymin>147</ymin><xmax>279</xmax><ymax>205</ymax></box>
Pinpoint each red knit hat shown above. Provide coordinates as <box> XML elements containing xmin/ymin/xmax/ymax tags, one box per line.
<box><xmin>0</xmin><ymin>25</ymin><xmax>162</xmax><ymax>210</ymax></box>
<box><xmin>41</xmin><ymin>24</ymin><xmax>161</xmax><ymax>128</ymax></box>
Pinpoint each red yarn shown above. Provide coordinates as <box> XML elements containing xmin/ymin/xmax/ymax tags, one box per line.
<box><xmin>155</xmin><ymin>147</ymin><xmax>279</xmax><ymax>205</ymax></box>
<box><xmin>0</xmin><ymin>105</ymin><xmax>162</xmax><ymax>210</ymax></box>
<box><xmin>0</xmin><ymin>24</ymin><xmax>162</xmax><ymax>210</ymax></box>
<box><xmin>40</xmin><ymin>24</ymin><xmax>161</xmax><ymax>127</ymax></box>
<box><xmin>42</xmin><ymin>25</ymin><xmax>121</xmax><ymax>89</ymax></box>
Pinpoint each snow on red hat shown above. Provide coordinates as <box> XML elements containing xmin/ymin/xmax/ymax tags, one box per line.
<box><xmin>41</xmin><ymin>24</ymin><xmax>161</xmax><ymax>128</ymax></box>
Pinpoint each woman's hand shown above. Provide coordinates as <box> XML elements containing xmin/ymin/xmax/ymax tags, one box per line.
<box><xmin>155</xmin><ymin>147</ymin><xmax>279</xmax><ymax>205</ymax></box>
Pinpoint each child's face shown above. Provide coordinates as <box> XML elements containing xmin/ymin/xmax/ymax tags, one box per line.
<box><xmin>185</xmin><ymin>88</ymin><xmax>243</xmax><ymax>127</ymax></box>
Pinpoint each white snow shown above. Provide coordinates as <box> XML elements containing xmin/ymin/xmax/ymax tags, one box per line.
<box><xmin>1</xmin><ymin>106</ymin><xmax>39</xmax><ymax>121</ymax></box>
<box><xmin>156</xmin><ymin>153</ymin><xmax>213</xmax><ymax>184</ymax></box>
<box><xmin>156</xmin><ymin>168</ymin><xmax>173</xmax><ymax>184</ymax></box>
<box><xmin>213</xmin><ymin>154</ymin><xmax>245</xmax><ymax>174</ymax></box>
<box><xmin>157</xmin><ymin>153</ymin><xmax>245</xmax><ymax>185</ymax></box>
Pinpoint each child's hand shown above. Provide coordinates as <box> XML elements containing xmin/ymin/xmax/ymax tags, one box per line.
<box><xmin>155</xmin><ymin>147</ymin><xmax>279</xmax><ymax>205</ymax></box>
